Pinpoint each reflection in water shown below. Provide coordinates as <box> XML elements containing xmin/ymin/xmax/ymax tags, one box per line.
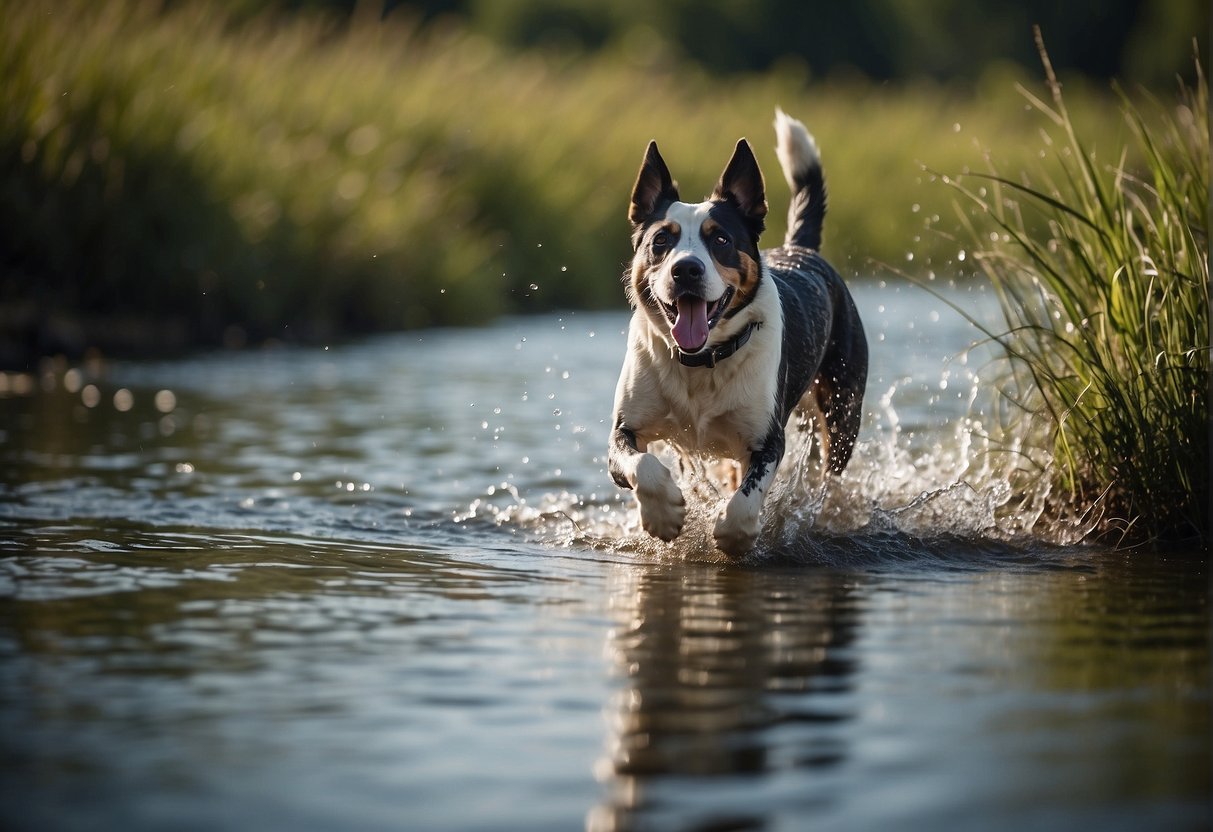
<box><xmin>0</xmin><ymin>526</ymin><xmax>605</xmax><ymax>832</ymax></box>
<box><xmin>591</xmin><ymin>565</ymin><xmax>861</xmax><ymax>830</ymax></box>
<box><xmin>1</xmin><ymin>307</ymin><xmax>1209</xmax><ymax>830</ymax></box>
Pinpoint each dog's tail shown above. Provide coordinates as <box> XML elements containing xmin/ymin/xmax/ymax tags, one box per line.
<box><xmin>773</xmin><ymin>108</ymin><xmax>826</xmax><ymax>251</ymax></box>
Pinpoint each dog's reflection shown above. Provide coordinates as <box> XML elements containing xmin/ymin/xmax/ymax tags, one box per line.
<box><xmin>590</xmin><ymin>563</ymin><xmax>861</xmax><ymax>830</ymax></box>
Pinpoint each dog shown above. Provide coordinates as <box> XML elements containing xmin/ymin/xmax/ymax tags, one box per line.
<box><xmin>608</xmin><ymin>109</ymin><xmax>868</xmax><ymax>556</ymax></box>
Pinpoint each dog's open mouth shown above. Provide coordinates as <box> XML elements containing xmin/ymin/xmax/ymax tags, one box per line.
<box><xmin>662</xmin><ymin>287</ymin><xmax>734</xmax><ymax>353</ymax></box>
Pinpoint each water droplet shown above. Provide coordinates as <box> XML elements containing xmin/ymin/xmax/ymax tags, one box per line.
<box><xmin>529</xmin><ymin>283</ymin><xmax>539</xmax><ymax>291</ymax></box>
<box><xmin>154</xmin><ymin>389</ymin><xmax>176</xmax><ymax>413</ymax></box>
<box><xmin>552</xmin><ymin>409</ymin><xmax>562</xmax><ymax>416</ymax></box>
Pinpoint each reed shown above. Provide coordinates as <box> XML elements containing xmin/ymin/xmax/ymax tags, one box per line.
<box><xmin>947</xmin><ymin>33</ymin><xmax>1209</xmax><ymax>544</ymax></box>
<box><xmin>1</xmin><ymin>0</ymin><xmax>1123</xmax><ymax>359</ymax></box>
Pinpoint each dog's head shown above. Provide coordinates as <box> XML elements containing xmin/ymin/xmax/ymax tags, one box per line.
<box><xmin>626</xmin><ymin>139</ymin><xmax>768</xmax><ymax>354</ymax></box>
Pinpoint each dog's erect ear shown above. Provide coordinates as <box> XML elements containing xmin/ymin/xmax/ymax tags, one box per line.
<box><xmin>712</xmin><ymin>139</ymin><xmax>767</xmax><ymax>230</ymax></box>
<box><xmin>629</xmin><ymin>141</ymin><xmax>680</xmax><ymax>227</ymax></box>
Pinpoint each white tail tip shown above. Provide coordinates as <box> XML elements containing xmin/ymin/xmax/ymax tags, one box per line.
<box><xmin>773</xmin><ymin>107</ymin><xmax>821</xmax><ymax>192</ymax></box>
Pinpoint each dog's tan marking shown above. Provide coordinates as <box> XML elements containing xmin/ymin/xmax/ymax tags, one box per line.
<box><xmin>733</xmin><ymin>251</ymin><xmax>762</xmax><ymax>309</ymax></box>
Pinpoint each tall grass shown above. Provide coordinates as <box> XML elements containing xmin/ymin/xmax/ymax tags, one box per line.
<box><xmin>1</xmin><ymin>0</ymin><xmax>1123</xmax><ymax>361</ymax></box>
<box><xmin>947</xmin><ymin>34</ymin><xmax>1208</xmax><ymax>545</ymax></box>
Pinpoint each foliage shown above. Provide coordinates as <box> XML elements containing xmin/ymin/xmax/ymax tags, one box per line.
<box><xmin>2</xmin><ymin>0</ymin><xmax>1124</xmax><ymax>362</ymax></box>
<box><xmin>946</xmin><ymin>35</ymin><xmax>1209</xmax><ymax>545</ymax></box>
<box><xmin>303</xmin><ymin>0</ymin><xmax>1208</xmax><ymax>88</ymax></box>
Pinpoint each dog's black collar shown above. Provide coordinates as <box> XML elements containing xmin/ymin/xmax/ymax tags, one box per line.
<box><xmin>677</xmin><ymin>321</ymin><xmax>762</xmax><ymax>369</ymax></box>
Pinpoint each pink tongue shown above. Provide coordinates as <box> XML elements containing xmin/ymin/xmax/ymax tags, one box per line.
<box><xmin>672</xmin><ymin>296</ymin><xmax>709</xmax><ymax>352</ymax></box>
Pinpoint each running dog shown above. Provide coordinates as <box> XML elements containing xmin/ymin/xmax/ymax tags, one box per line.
<box><xmin>608</xmin><ymin>109</ymin><xmax>868</xmax><ymax>556</ymax></box>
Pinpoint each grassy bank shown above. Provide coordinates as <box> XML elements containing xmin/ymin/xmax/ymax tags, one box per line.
<box><xmin>946</xmin><ymin>37</ymin><xmax>1208</xmax><ymax>545</ymax></box>
<box><xmin>1</xmin><ymin>0</ymin><xmax>1126</xmax><ymax>363</ymax></box>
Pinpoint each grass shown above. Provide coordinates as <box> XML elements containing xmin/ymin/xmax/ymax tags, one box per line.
<box><xmin>1</xmin><ymin>0</ymin><xmax>1124</xmax><ymax>361</ymax></box>
<box><xmin>940</xmin><ymin>33</ymin><xmax>1208</xmax><ymax>545</ymax></box>
<box><xmin>4</xmin><ymin>2</ymin><xmax>1203</xmax><ymax>546</ymax></box>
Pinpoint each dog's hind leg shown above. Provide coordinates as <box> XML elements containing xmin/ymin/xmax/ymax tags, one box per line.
<box><xmin>814</xmin><ymin>376</ymin><xmax>865</xmax><ymax>474</ymax></box>
<box><xmin>813</xmin><ymin>334</ymin><xmax>868</xmax><ymax>476</ymax></box>
<box><xmin>795</xmin><ymin>389</ymin><xmax>828</xmax><ymax>467</ymax></box>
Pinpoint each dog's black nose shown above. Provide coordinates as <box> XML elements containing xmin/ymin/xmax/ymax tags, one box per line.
<box><xmin>671</xmin><ymin>256</ymin><xmax>705</xmax><ymax>285</ymax></box>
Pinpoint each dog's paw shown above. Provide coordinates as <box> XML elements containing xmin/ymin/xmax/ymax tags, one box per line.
<box><xmin>714</xmin><ymin>490</ymin><xmax>762</xmax><ymax>556</ymax></box>
<box><xmin>634</xmin><ymin>454</ymin><xmax>686</xmax><ymax>541</ymax></box>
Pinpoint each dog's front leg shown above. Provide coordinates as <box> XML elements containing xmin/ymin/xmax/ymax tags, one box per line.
<box><xmin>714</xmin><ymin>430</ymin><xmax>784</xmax><ymax>556</ymax></box>
<box><xmin>609</xmin><ymin>421</ymin><xmax>686</xmax><ymax>541</ymax></box>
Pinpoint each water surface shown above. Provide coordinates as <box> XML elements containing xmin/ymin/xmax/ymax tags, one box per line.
<box><xmin>1</xmin><ymin>282</ymin><xmax>1208</xmax><ymax>830</ymax></box>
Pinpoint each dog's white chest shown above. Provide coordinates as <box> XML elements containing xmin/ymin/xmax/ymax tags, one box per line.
<box><xmin>654</xmin><ymin>355</ymin><xmax>779</xmax><ymax>459</ymax></box>
<box><xmin>614</xmin><ymin>287</ymin><xmax>784</xmax><ymax>463</ymax></box>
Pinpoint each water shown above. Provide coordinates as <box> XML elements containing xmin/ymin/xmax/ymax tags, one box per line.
<box><xmin>1</xmin><ymin>282</ymin><xmax>1208</xmax><ymax>830</ymax></box>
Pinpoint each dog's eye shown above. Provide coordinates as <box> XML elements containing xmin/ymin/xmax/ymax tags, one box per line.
<box><xmin>652</xmin><ymin>232</ymin><xmax>670</xmax><ymax>248</ymax></box>
<box><xmin>712</xmin><ymin>233</ymin><xmax>732</xmax><ymax>248</ymax></box>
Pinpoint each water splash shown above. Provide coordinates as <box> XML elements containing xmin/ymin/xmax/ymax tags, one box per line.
<box><xmin>481</xmin><ymin>365</ymin><xmax>1093</xmax><ymax>563</ymax></box>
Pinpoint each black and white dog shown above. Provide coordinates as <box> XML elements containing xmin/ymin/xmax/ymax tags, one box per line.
<box><xmin>608</xmin><ymin>109</ymin><xmax>868</xmax><ymax>556</ymax></box>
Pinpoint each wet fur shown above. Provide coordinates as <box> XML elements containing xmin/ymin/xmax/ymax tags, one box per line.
<box><xmin>609</xmin><ymin>109</ymin><xmax>868</xmax><ymax>556</ymax></box>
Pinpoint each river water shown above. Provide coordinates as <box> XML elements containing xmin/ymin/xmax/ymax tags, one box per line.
<box><xmin>1</xmin><ymin>281</ymin><xmax>1208</xmax><ymax>830</ymax></box>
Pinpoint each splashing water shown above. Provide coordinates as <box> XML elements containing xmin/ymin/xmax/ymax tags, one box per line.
<box><xmin>2</xmin><ymin>280</ymin><xmax>1093</xmax><ymax>567</ymax></box>
<box><xmin>478</xmin><ymin>281</ymin><xmax>1091</xmax><ymax>561</ymax></box>
<box><xmin>488</xmin><ymin>379</ymin><xmax>1063</xmax><ymax>563</ymax></box>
